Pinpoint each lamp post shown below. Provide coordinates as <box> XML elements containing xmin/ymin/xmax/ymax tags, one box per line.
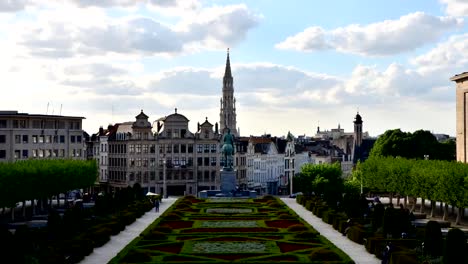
<box><xmin>163</xmin><ymin>154</ymin><xmax>167</xmax><ymax>199</ymax></box>
<box><xmin>289</xmin><ymin>158</ymin><xmax>293</xmax><ymax>196</ymax></box>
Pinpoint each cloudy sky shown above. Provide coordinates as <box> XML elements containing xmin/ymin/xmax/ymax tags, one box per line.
<box><xmin>1</xmin><ymin>0</ymin><xmax>467</xmax><ymax>137</ymax></box>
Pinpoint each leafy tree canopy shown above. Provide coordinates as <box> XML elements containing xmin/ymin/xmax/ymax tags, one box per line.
<box><xmin>369</xmin><ymin>129</ymin><xmax>455</xmax><ymax>160</ymax></box>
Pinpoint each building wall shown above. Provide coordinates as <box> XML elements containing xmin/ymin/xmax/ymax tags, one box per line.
<box><xmin>0</xmin><ymin>111</ymin><xmax>85</xmax><ymax>162</ymax></box>
<box><xmin>452</xmin><ymin>73</ymin><xmax>468</xmax><ymax>162</ymax></box>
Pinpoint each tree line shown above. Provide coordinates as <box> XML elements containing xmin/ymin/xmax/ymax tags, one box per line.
<box><xmin>0</xmin><ymin>159</ymin><xmax>98</xmax><ymax>209</ymax></box>
<box><xmin>355</xmin><ymin>156</ymin><xmax>468</xmax><ymax>224</ymax></box>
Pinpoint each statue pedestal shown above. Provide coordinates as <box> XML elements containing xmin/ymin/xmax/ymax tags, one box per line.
<box><xmin>220</xmin><ymin>170</ymin><xmax>236</xmax><ymax>195</ymax></box>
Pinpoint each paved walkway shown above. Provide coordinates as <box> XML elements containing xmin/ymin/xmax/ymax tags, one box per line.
<box><xmin>282</xmin><ymin>198</ymin><xmax>380</xmax><ymax>264</ymax></box>
<box><xmin>80</xmin><ymin>198</ymin><xmax>177</xmax><ymax>264</ymax></box>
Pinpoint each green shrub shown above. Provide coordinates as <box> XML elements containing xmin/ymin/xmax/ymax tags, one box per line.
<box><xmin>389</xmin><ymin>250</ymin><xmax>419</xmax><ymax>264</ymax></box>
<box><xmin>262</xmin><ymin>195</ymin><xmax>275</xmax><ymax>200</ymax></box>
<box><xmin>278</xmin><ymin>213</ymin><xmax>295</xmax><ymax>220</ymax></box>
<box><xmin>121</xmin><ymin>249</ymin><xmax>152</xmax><ymax>263</ymax></box>
<box><xmin>151</xmin><ymin>226</ymin><xmax>173</xmax><ymax>233</ymax></box>
<box><xmin>164</xmin><ymin>213</ymin><xmax>182</xmax><ymax>220</ymax></box>
<box><xmin>444</xmin><ymin>228</ymin><xmax>467</xmax><ymax>264</ymax></box>
<box><xmin>309</xmin><ymin>247</ymin><xmax>343</xmax><ymax>261</ymax></box>
<box><xmin>423</xmin><ymin>220</ymin><xmax>442</xmax><ymax>257</ymax></box>
<box><xmin>346</xmin><ymin>225</ymin><xmax>366</xmax><ymax>244</ymax></box>
<box><xmin>287</xmin><ymin>224</ymin><xmax>308</xmax><ymax>232</ymax></box>
<box><xmin>86</xmin><ymin>227</ymin><xmax>112</xmax><ymax>247</ymax></box>
<box><xmin>294</xmin><ymin>231</ymin><xmax>319</xmax><ymax>240</ymax></box>
<box><xmin>143</xmin><ymin>231</ymin><xmax>168</xmax><ymax>241</ymax></box>
<box><xmin>120</xmin><ymin>211</ymin><xmax>137</xmax><ymax>226</ymax></box>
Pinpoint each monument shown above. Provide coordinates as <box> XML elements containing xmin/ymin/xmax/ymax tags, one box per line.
<box><xmin>220</xmin><ymin>129</ymin><xmax>236</xmax><ymax>195</ymax></box>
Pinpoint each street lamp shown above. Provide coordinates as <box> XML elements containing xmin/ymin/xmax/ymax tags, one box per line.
<box><xmin>163</xmin><ymin>154</ymin><xmax>167</xmax><ymax>199</ymax></box>
<box><xmin>289</xmin><ymin>158</ymin><xmax>293</xmax><ymax>196</ymax></box>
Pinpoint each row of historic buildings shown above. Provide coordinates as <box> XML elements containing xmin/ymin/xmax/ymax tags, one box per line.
<box><xmin>0</xmin><ymin>50</ymin><xmax>373</xmax><ymax>196</ymax></box>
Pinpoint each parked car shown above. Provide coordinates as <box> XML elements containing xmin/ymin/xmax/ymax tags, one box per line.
<box><xmin>289</xmin><ymin>192</ymin><xmax>303</xmax><ymax>198</ymax></box>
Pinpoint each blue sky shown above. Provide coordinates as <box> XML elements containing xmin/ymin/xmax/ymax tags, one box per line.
<box><xmin>1</xmin><ymin>0</ymin><xmax>467</xmax><ymax>137</ymax></box>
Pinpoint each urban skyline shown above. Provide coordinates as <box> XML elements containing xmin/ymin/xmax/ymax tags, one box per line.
<box><xmin>1</xmin><ymin>0</ymin><xmax>467</xmax><ymax>137</ymax></box>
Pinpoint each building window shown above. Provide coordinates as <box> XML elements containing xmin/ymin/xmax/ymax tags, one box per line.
<box><xmin>45</xmin><ymin>149</ymin><xmax>51</xmax><ymax>157</ymax></box>
<box><xmin>136</xmin><ymin>144</ymin><xmax>141</xmax><ymax>154</ymax></box>
<box><xmin>23</xmin><ymin>135</ymin><xmax>28</xmax><ymax>144</ymax></box>
<box><xmin>59</xmin><ymin>149</ymin><xmax>65</xmax><ymax>157</ymax></box>
<box><xmin>188</xmin><ymin>144</ymin><xmax>193</xmax><ymax>153</ymax></box>
<box><xmin>60</xmin><ymin>135</ymin><xmax>65</xmax><ymax>143</ymax></box>
<box><xmin>181</xmin><ymin>157</ymin><xmax>186</xmax><ymax>166</ymax></box>
<box><xmin>0</xmin><ymin>150</ymin><xmax>5</xmax><ymax>159</ymax></box>
<box><xmin>166</xmin><ymin>144</ymin><xmax>172</xmax><ymax>153</ymax></box>
<box><xmin>211</xmin><ymin>171</ymin><xmax>216</xmax><ymax>182</ymax></box>
<box><xmin>166</xmin><ymin>129</ymin><xmax>171</xmax><ymax>138</ymax></box>
<box><xmin>0</xmin><ymin>120</ymin><xmax>6</xmax><ymax>128</ymax></box>
<box><xmin>76</xmin><ymin>149</ymin><xmax>81</xmax><ymax>157</ymax></box>
<box><xmin>45</xmin><ymin>135</ymin><xmax>51</xmax><ymax>143</ymax></box>
<box><xmin>136</xmin><ymin>158</ymin><xmax>142</xmax><ymax>167</ymax></box>
<box><xmin>159</xmin><ymin>145</ymin><xmax>164</xmax><ymax>153</ymax></box>
<box><xmin>181</xmin><ymin>144</ymin><xmax>186</xmax><ymax>153</ymax></box>
<box><xmin>77</xmin><ymin>135</ymin><xmax>82</xmax><ymax>143</ymax></box>
<box><xmin>204</xmin><ymin>144</ymin><xmax>209</xmax><ymax>153</ymax></box>
<box><xmin>15</xmin><ymin>135</ymin><xmax>21</xmax><ymax>144</ymax></box>
<box><xmin>211</xmin><ymin>144</ymin><xmax>217</xmax><ymax>153</ymax></box>
<box><xmin>197</xmin><ymin>157</ymin><xmax>202</xmax><ymax>166</ymax></box>
<box><xmin>150</xmin><ymin>144</ymin><xmax>155</xmax><ymax>153</ymax></box>
<box><xmin>197</xmin><ymin>144</ymin><xmax>203</xmax><ymax>153</ymax></box>
<box><xmin>0</xmin><ymin>135</ymin><xmax>5</xmax><ymax>143</ymax></box>
<box><xmin>173</xmin><ymin>144</ymin><xmax>179</xmax><ymax>153</ymax></box>
<box><xmin>150</xmin><ymin>171</ymin><xmax>156</xmax><ymax>181</ymax></box>
<box><xmin>14</xmin><ymin>150</ymin><xmax>20</xmax><ymax>159</ymax></box>
<box><xmin>188</xmin><ymin>157</ymin><xmax>193</xmax><ymax>167</ymax></box>
<box><xmin>71</xmin><ymin>135</ymin><xmax>75</xmax><ymax>143</ymax></box>
<box><xmin>130</xmin><ymin>158</ymin><xmax>135</xmax><ymax>167</ymax></box>
<box><xmin>129</xmin><ymin>172</ymin><xmax>135</xmax><ymax>181</ymax></box>
<box><xmin>211</xmin><ymin>157</ymin><xmax>217</xmax><ymax>166</ymax></box>
<box><xmin>13</xmin><ymin>120</ymin><xmax>27</xmax><ymax>128</ymax></box>
<box><xmin>143</xmin><ymin>144</ymin><xmax>149</xmax><ymax>154</ymax></box>
<box><xmin>32</xmin><ymin>149</ymin><xmax>37</xmax><ymax>157</ymax></box>
<box><xmin>150</xmin><ymin>158</ymin><xmax>155</xmax><ymax>167</ymax></box>
<box><xmin>53</xmin><ymin>149</ymin><xmax>58</xmax><ymax>157</ymax></box>
<box><xmin>38</xmin><ymin>149</ymin><xmax>44</xmax><ymax>158</ymax></box>
<box><xmin>143</xmin><ymin>158</ymin><xmax>148</xmax><ymax>167</ymax></box>
<box><xmin>129</xmin><ymin>144</ymin><xmax>135</xmax><ymax>153</ymax></box>
<box><xmin>204</xmin><ymin>157</ymin><xmax>209</xmax><ymax>166</ymax></box>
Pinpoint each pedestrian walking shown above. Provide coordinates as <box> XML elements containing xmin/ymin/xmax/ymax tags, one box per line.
<box><xmin>154</xmin><ymin>199</ymin><xmax>160</xmax><ymax>212</ymax></box>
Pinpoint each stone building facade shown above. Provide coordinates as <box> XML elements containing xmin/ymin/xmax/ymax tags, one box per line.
<box><xmin>451</xmin><ymin>72</ymin><xmax>468</xmax><ymax>162</ymax></box>
<box><xmin>0</xmin><ymin>111</ymin><xmax>85</xmax><ymax>162</ymax></box>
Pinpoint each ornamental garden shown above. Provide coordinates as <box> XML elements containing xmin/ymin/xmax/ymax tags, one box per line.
<box><xmin>110</xmin><ymin>195</ymin><xmax>354</xmax><ymax>264</ymax></box>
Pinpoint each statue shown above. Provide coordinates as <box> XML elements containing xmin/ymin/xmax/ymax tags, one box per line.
<box><xmin>221</xmin><ymin>129</ymin><xmax>235</xmax><ymax>170</ymax></box>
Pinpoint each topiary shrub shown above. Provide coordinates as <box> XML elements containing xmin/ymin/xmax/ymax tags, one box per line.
<box><xmin>122</xmin><ymin>249</ymin><xmax>152</xmax><ymax>263</ymax></box>
<box><xmin>346</xmin><ymin>225</ymin><xmax>366</xmax><ymax>244</ymax></box>
<box><xmin>278</xmin><ymin>213</ymin><xmax>295</xmax><ymax>220</ymax></box>
<box><xmin>287</xmin><ymin>224</ymin><xmax>308</xmax><ymax>232</ymax></box>
<box><xmin>164</xmin><ymin>213</ymin><xmax>182</xmax><ymax>220</ymax></box>
<box><xmin>444</xmin><ymin>228</ymin><xmax>467</xmax><ymax>264</ymax></box>
<box><xmin>423</xmin><ymin>220</ymin><xmax>442</xmax><ymax>257</ymax></box>
<box><xmin>143</xmin><ymin>231</ymin><xmax>168</xmax><ymax>241</ymax></box>
<box><xmin>120</xmin><ymin>211</ymin><xmax>137</xmax><ymax>226</ymax></box>
<box><xmin>151</xmin><ymin>226</ymin><xmax>173</xmax><ymax>233</ymax></box>
<box><xmin>309</xmin><ymin>247</ymin><xmax>342</xmax><ymax>261</ymax></box>
<box><xmin>294</xmin><ymin>231</ymin><xmax>319</xmax><ymax>240</ymax></box>
<box><xmin>262</xmin><ymin>195</ymin><xmax>275</xmax><ymax>200</ymax></box>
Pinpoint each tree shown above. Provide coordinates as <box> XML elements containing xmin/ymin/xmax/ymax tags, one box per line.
<box><xmin>369</xmin><ymin>129</ymin><xmax>455</xmax><ymax>161</ymax></box>
<box><xmin>297</xmin><ymin>163</ymin><xmax>343</xmax><ymax>208</ymax></box>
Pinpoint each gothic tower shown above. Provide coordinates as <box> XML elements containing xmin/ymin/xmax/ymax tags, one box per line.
<box><xmin>220</xmin><ymin>48</ymin><xmax>238</xmax><ymax>136</ymax></box>
<box><xmin>353</xmin><ymin>112</ymin><xmax>363</xmax><ymax>163</ymax></box>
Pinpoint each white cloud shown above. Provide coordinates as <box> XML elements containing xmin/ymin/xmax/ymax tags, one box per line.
<box><xmin>13</xmin><ymin>4</ymin><xmax>259</xmax><ymax>57</ymax></box>
<box><xmin>0</xmin><ymin>0</ymin><xmax>32</xmax><ymax>12</ymax></box>
<box><xmin>276</xmin><ymin>12</ymin><xmax>462</xmax><ymax>56</ymax></box>
<box><xmin>411</xmin><ymin>33</ymin><xmax>468</xmax><ymax>73</ymax></box>
<box><xmin>440</xmin><ymin>0</ymin><xmax>468</xmax><ymax>17</ymax></box>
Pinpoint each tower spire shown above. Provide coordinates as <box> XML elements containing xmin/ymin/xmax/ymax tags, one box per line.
<box><xmin>224</xmin><ymin>48</ymin><xmax>232</xmax><ymax>78</ymax></box>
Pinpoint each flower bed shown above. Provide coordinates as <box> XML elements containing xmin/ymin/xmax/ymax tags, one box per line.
<box><xmin>206</xmin><ymin>208</ymin><xmax>253</xmax><ymax>214</ymax></box>
<box><xmin>199</xmin><ymin>220</ymin><xmax>259</xmax><ymax>228</ymax></box>
<box><xmin>190</xmin><ymin>241</ymin><xmax>270</xmax><ymax>253</ymax></box>
<box><xmin>110</xmin><ymin>196</ymin><xmax>353</xmax><ymax>264</ymax></box>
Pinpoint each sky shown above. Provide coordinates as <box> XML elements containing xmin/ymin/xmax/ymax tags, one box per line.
<box><xmin>1</xmin><ymin>0</ymin><xmax>468</xmax><ymax>137</ymax></box>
